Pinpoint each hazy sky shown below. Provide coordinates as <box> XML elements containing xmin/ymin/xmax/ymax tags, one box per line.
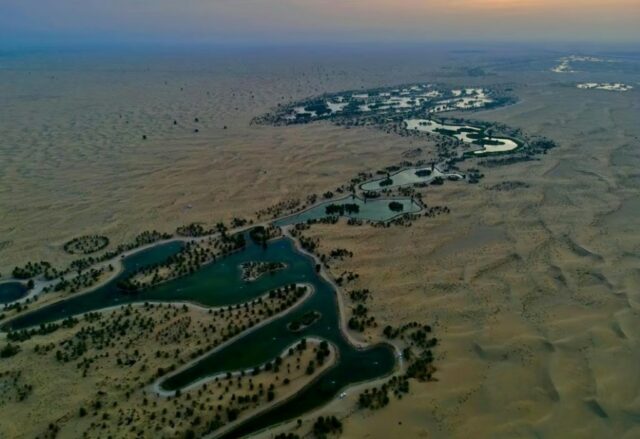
<box><xmin>1</xmin><ymin>0</ymin><xmax>638</xmax><ymax>45</ymax></box>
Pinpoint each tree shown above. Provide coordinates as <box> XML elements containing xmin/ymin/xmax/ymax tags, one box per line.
<box><xmin>0</xmin><ymin>343</ymin><xmax>20</xmax><ymax>358</ymax></box>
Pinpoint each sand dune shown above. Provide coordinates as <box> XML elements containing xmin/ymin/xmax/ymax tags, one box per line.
<box><xmin>2</xmin><ymin>48</ymin><xmax>640</xmax><ymax>438</ymax></box>
<box><xmin>258</xmin><ymin>72</ymin><xmax>640</xmax><ymax>438</ymax></box>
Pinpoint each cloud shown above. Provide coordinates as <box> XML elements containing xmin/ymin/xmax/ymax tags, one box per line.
<box><xmin>1</xmin><ymin>0</ymin><xmax>638</xmax><ymax>43</ymax></box>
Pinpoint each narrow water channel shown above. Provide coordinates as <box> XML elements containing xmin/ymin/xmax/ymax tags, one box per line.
<box><xmin>4</xmin><ymin>234</ymin><xmax>395</xmax><ymax>438</ymax></box>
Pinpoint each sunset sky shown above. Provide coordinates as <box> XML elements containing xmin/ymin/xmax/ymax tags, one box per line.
<box><xmin>1</xmin><ymin>0</ymin><xmax>638</xmax><ymax>45</ymax></box>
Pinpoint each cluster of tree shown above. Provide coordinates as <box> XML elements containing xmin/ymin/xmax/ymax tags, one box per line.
<box><xmin>256</xmin><ymin>198</ymin><xmax>302</xmax><ymax>220</ymax></box>
<box><xmin>230</xmin><ymin>217</ymin><xmax>249</xmax><ymax>228</ymax></box>
<box><xmin>310</xmin><ymin>215</ymin><xmax>343</xmax><ymax>226</ymax></box>
<box><xmin>12</xmin><ymin>261</ymin><xmax>52</xmax><ymax>279</ymax></box>
<box><xmin>422</xmin><ymin>205</ymin><xmax>450</xmax><ymax>218</ymax></box>
<box><xmin>0</xmin><ymin>342</ymin><xmax>20</xmax><ymax>358</ymax></box>
<box><xmin>314</xmin><ymin>340</ymin><xmax>332</xmax><ymax>366</ymax></box>
<box><xmin>478</xmin><ymin>155</ymin><xmax>535</xmax><ymax>167</ymax></box>
<box><xmin>347</xmin><ymin>289</ymin><xmax>371</xmax><ymax>302</ymax></box>
<box><xmin>357</xmin><ymin>320</ymin><xmax>438</xmax><ymax>415</ymax></box>
<box><xmin>466</xmin><ymin>168</ymin><xmax>485</xmax><ymax>184</ymax></box>
<box><xmin>472</xmin><ymin>137</ymin><xmax>505</xmax><ymax>147</ymax></box>
<box><xmin>312</xmin><ymin>415</ymin><xmax>343</xmax><ymax>438</ymax></box>
<box><xmin>358</xmin><ymin>375</ymin><xmax>409</xmax><ymax>410</ymax></box>
<box><xmin>335</xmin><ymin>271</ymin><xmax>359</xmax><ymax>286</ymax></box>
<box><xmin>297</xmin><ymin>235</ymin><xmax>319</xmax><ymax>254</ymax></box>
<box><xmin>328</xmin><ymin>248</ymin><xmax>353</xmax><ymax>260</ymax></box>
<box><xmin>176</xmin><ymin>223</ymin><xmax>217</xmax><ymax>237</ymax></box>
<box><xmin>63</xmin><ymin>235</ymin><xmax>110</xmax><ymax>255</ymax></box>
<box><xmin>404</xmin><ymin>349</ymin><xmax>436</xmax><ymax>381</ymax></box>
<box><xmin>348</xmin><ymin>304</ymin><xmax>376</xmax><ymax>332</ymax></box>
<box><xmin>287</xmin><ymin>311</ymin><xmax>321</xmax><ymax>332</ymax></box>
<box><xmin>0</xmin><ymin>370</ymin><xmax>33</xmax><ymax>404</ymax></box>
<box><xmin>382</xmin><ymin>321</ymin><xmax>427</xmax><ymax>339</ymax></box>
<box><xmin>522</xmin><ymin>137</ymin><xmax>557</xmax><ymax>155</ymax></box>
<box><xmin>249</xmin><ymin>225</ymin><xmax>281</xmax><ymax>247</ymax></box>
<box><xmin>346</xmin><ymin>218</ymin><xmax>363</xmax><ymax>226</ymax></box>
<box><xmin>325</xmin><ymin>203</ymin><xmax>360</xmax><ymax>216</ymax></box>
<box><xmin>46</xmin><ymin>266</ymin><xmax>110</xmax><ymax>295</ymax></box>
<box><xmin>13</xmin><ymin>230</ymin><xmax>173</xmax><ymax>283</ymax></box>
<box><xmin>488</xmin><ymin>181</ymin><xmax>529</xmax><ymax>191</ymax></box>
<box><xmin>304</xmin><ymin>102</ymin><xmax>331</xmax><ymax>116</ymax></box>
<box><xmin>415</xmin><ymin>169</ymin><xmax>432</xmax><ymax>177</ymax></box>
<box><xmin>7</xmin><ymin>315</ymin><xmax>79</xmax><ymax>342</ymax></box>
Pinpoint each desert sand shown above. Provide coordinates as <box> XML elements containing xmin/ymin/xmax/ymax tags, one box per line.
<box><xmin>2</xmin><ymin>46</ymin><xmax>640</xmax><ymax>438</ymax></box>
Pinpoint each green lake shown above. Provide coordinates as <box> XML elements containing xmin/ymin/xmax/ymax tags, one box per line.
<box><xmin>4</xmin><ymin>235</ymin><xmax>395</xmax><ymax>438</ymax></box>
<box><xmin>0</xmin><ymin>282</ymin><xmax>29</xmax><ymax>304</ymax></box>
<box><xmin>275</xmin><ymin>195</ymin><xmax>422</xmax><ymax>226</ymax></box>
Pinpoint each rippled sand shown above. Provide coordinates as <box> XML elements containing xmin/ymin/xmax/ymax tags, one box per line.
<box><xmin>262</xmin><ymin>77</ymin><xmax>640</xmax><ymax>438</ymax></box>
<box><xmin>2</xmin><ymin>47</ymin><xmax>640</xmax><ymax>438</ymax></box>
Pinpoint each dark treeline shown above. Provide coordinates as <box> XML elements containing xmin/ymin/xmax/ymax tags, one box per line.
<box><xmin>325</xmin><ymin>203</ymin><xmax>360</xmax><ymax>216</ymax></box>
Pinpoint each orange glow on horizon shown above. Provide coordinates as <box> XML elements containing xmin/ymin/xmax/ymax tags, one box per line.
<box><xmin>2</xmin><ymin>0</ymin><xmax>638</xmax><ymax>42</ymax></box>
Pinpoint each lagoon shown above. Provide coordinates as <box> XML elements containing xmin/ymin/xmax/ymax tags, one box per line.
<box><xmin>405</xmin><ymin>118</ymin><xmax>520</xmax><ymax>154</ymax></box>
<box><xmin>5</xmin><ymin>234</ymin><xmax>395</xmax><ymax>438</ymax></box>
<box><xmin>275</xmin><ymin>195</ymin><xmax>422</xmax><ymax>226</ymax></box>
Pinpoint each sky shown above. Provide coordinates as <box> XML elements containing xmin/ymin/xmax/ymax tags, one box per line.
<box><xmin>1</xmin><ymin>0</ymin><xmax>638</xmax><ymax>46</ymax></box>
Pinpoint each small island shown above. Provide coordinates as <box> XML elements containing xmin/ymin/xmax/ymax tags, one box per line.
<box><xmin>287</xmin><ymin>311</ymin><xmax>322</xmax><ymax>332</ymax></box>
<box><xmin>388</xmin><ymin>201</ymin><xmax>404</xmax><ymax>212</ymax></box>
<box><xmin>240</xmin><ymin>261</ymin><xmax>287</xmax><ymax>282</ymax></box>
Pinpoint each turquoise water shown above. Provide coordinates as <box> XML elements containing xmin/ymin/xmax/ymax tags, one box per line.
<box><xmin>3</xmin><ymin>235</ymin><xmax>395</xmax><ymax>437</ymax></box>
<box><xmin>0</xmin><ymin>282</ymin><xmax>29</xmax><ymax>304</ymax></box>
<box><xmin>275</xmin><ymin>195</ymin><xmax>421</xmax><ymax>226</ymax></box>
<box><xmin>360</xmin><ymin>167</ymin><xmax>439</xmax><ymax>191</ymax></box>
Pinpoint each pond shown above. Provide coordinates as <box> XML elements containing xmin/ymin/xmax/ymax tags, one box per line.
<box><xmin>274</xmin><ymin>195</ymin><xmax>422</xmax><ymax>226</ymax></box>
<box><xmin>360</xmin><ymin>166</ymin><xmax>463</xmax><ymax>191</ymax></box>
<box><xmin>0</xmin><ymin>282</ymin><xmax>29</xmax><ymax>304</ymax></box>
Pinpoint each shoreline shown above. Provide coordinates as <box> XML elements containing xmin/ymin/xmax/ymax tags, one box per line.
<box><xmin>148</xmin><ymin>283</ymin><xmax>316</xmax><ymax>396</ymax></box>
<box><xmin>0</xmin><ymin>187</ymin><xmax>421</xmax><ymax>312</ymax></box>
<box><xmin>206</xmin><ymin>339</ymin><xmax>340</xmax><ymax>439</ymax></box>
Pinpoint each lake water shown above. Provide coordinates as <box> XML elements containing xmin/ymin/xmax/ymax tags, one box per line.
<box><xmin>4</xmin><ymin>234</ymin><xmax>395</xmax><ymax>438</ymax></box>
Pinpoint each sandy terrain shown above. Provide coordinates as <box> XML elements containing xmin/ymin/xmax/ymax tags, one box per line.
<box><xmin>258</xmin><ymin>80</ymin><xmax>640</xmax><ymax>438</ymax></box>
<box><xmin>0</xmin><ymin>288</ymin><xmax>332</xmax><ymax>438</ymax></box>
<box><xmin>0</xmin><ymin>48</ymin><xmax>462</xmax><ymax>276</ymax></box>
<box><xmin>2</xmin><ymin>46</ymin><xmax>640</xmax><ymax>438</ymax></box>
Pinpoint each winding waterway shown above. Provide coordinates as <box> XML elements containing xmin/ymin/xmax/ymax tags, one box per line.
<box><xmin>4</xmin><ymin>234</ymin><xmax>395</xmax><ymax>438</ymax></box>
<box><xmin>0</xmin><ymin>84</ymin><xmax>526</xmax><ymax>437</ymax></box>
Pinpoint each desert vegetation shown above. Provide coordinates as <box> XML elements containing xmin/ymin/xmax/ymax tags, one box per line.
<box><xmin>0</xmin><ymin>282</ymin><xmax>324</xmax><ymax>438</ymax></box>
<box><xmin>63</xmin><ymin>235</ymin><xmax>110</xmax><ymax>255</ymax></box>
